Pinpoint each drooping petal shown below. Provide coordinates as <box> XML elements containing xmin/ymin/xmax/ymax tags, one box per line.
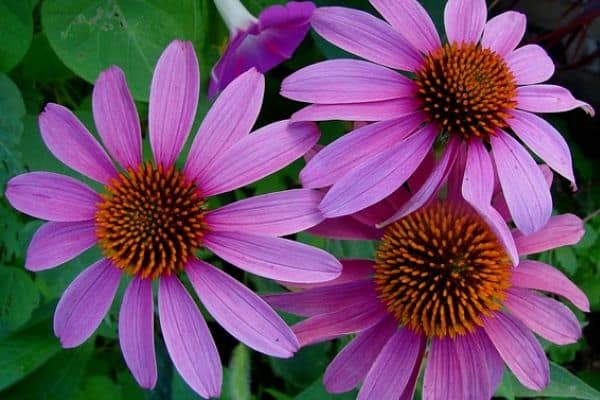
<box><xmin>54</xmin><ymin>259</ymin><xmax>120</xmax><ymax>347</ymax></box>
<box><xmin>319</xmin><ymin>124</ymin><xmax>437</xmax><ymax>218</ymax></box>
<box><xmin>444</xmin><ymin>0</ymin><xmax>487</xmax><ymax>44</ymax></box>
<box><xmin>511</xmin><ymin>260</ymin><xmax>589</xmax><ymax>312</ymax></box>
<box><xmin>149</xmin><ymin>40</ymin><xmax>199</xmax><ymax>168</ymax></box>
<box><xmin>158</xmin><ymin>275</ymin><xmax>221</xmax><ymax>398</ymax></box>
<box><xmin>6</xmin><ymin>172</ymin><xmax>100</xmax><ymax>222</ymax></box>
<box><xmin>187</xmin><ymin>260</ymin><xmax>298</xmax><ymax>357</ymax></box>
<box><xmin>199</xmin><ymin>120</ymin><xmax>319</xmax><ymax>196</ymax></box>
<box><xmin>311</xmin><ymin>7</ymin><xmax>422</xmax><ymax>71</ymax></box>
<box><xmin>516</xmin><ymin>85</ymin><xmax>594</xmax><ymax>115</ymax></box>
<box><xmin>358</xmin><ymin>328</ymin><xmax>425</xmax><ymax>400</ymax></box>
<box><xmin>92</xmin><ymin>66</ymin><xmax>142</xmax><ymax>169</ymax></box>
<box><xmin>203</xmin><ymin>231</ymin><xmax>341</xmax><ymax>283</ymax></box>
<box><xmin>480</xmin><ymin>11</ymin><xmax>526</xmax><ymax>56</ymax></box>
<box><xmin>205</xmin><ymin>189</ymin><xmax>324</xmax><ymax>236</ymax></box>
<box><xmin>490</xmin><ymin>130</ymin><xmax>552</xmax><ymax>234</ymax></box>
<box><xmin>39</xmin><ymin>103</ymin><xmax>117</xmax><ymax>184</ymax></box>
<box><xmin>279</xmin><ymin>259</ymin><xmax>375</xmax><ymax>290</ymax></box>
<box><xmin>483</xmin><ymin>311</ymin><xmax>549</xmax><ymax>391</ymax></box>
<box><xmin>324</xmin><ymin>316</ymin><xmax>397</xmax><ymax>393</ymax></box>
<box><xmin>508</xmin><ymin>109</ymin><xmax>575</xmax><ymax>185</ymax></box>
<box><xmin>291</xmin><ymin>97</ymin><xmax>421</xmax><ymax>122</ymax></box>
<box><xmin>184</xmin><ymin>68</ymin><xmax>264</xmax><ymax>181</ymax></box>
<box><xmin>119</xmin><ymin>278</ymin><xmax>157</xmax><ymax>389</ymax></box>
<box><xmin>453</xmin><ymin>333</ymin><xmax>490</xmax><ymax>400</ymax></box>
<box><xmin>505</xmin><ymin>287</ymin><xmax>581</xmax><ymax>345</ymax></box>
<box><xmin>300</xmin><ymin>114</ymin><xmax>425</xmax><ymax>189</ymax></box>
<box><xmin>308</xmin><ymin>216</ymin><xmax>383</xmax><ymax>240</ymax></box>
<box><xmin>281</xmin><ymin>59</ymin><xmax>416</xmax><ymax>104</ymax></box>
<box><xmin>423</xmin><ymin>336</ymin><xmax>463</xmax><ymax>400</ymax></box>
<box><xmin>26</xmin><ymin>221</ymin><xmax>96</xmax><ymax>271</ymax></box>
<box><xmin>506</xmin><ymin>45</ymin><xmax>555</xmax><ymax>85</ymax></box>
<box><xmin>264</xmin><ymin>279</ymin><xmax>376</xmax><ymax>317</ymax></box>
<box><xmin>514</xmin><ymin>213</ymin><xmax>584</xmax><ymax>255</ymax></box>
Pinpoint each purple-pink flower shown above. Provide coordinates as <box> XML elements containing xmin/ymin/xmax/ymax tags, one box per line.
<box><xmin>5</xmin><ymin>40</ymin><xmax>341</xmax><ymax>398</ymax></box>
<box><xmin>282</xmin><ymin>0</ymin><xmax>594</xmax><ymax>240</ymax></box>
<box><xmin>209</xmin><ymin>0</ymin><xmax>315</xmax><ymax>97</ymax></box>
<box><xmin>266</xmin><ymin>185</ymin><xmax>588</xmax><ymax>399</ymax></box>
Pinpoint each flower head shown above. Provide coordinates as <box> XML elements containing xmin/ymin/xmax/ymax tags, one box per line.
<box><xmin>282</xmin><ymin>0</ymin><xmax>594</xmax><ymax>239</ymax></box>
<box><xmin>209</xmin><ymin>0</ymin><xmax>315</xmax><ymax>97</ymax></box>
<box><xmin>5</xmin><ymin>40</ymin><xmax>341</xmax><ymax>398</ymax></box>
<box><xmin>266</xmin><ymin>187</ymin><xmax>588</xmax><ymax>399</ymax></box>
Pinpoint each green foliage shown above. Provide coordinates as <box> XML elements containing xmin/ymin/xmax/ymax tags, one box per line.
<box><xmin>0</xmin><ymin>0</ymin><xmax>35</xmax><ymax>71</ymax></box>
<box><xmin>0</xmin><ymin>266</ymin><xmax>40</xmax><ymax>331</ymax></box>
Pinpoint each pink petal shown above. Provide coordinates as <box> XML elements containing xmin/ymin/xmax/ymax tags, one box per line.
<box><xmin>505</xmin><ymin>287</ymin><xmax>581</xmax><ymax>345</ymax></box>
<box><xmin>187</xmin><ymin>260</ymin><xmax>297</xmax><ymax>358</ymax></box>
<box><xmin>279</xmin><ymin>259</ymin><xmax>375</xmax><ymax>290</ymax></box>
<box><xmin>370</xmin><ymin>0</ymin><xmax>441</xmax><ymax>54</ymax></box>
<box><xmin>119</xmin><ymin>278</ymin><xmax>156</xmax><ymax>389</ymax></box>
<box><xmin>320</xmin><ymin>124</ymin><xmax>437</xmax><ymax>218</ymax></box>
<box><xmin>379</xmin><ymin>135</ymin><xmax>459</xmax><ymax>227</ymax></box>
<box><xmin>54</xmin><ymin>259</ymin><xmax>120</xmax><ymax>347</ymax></box>
<box><xmin>203</xmin><ymin>231</ymin><xmax>341</xmax><ymax>283</ymax></box>
<box><xmin>205</xmin><ymin>189</ymin><xmax>324</xmax><ymax>236</ymax></box>
<box><xmin>92</xmin><ymin>66</ymin><xmax>142</xmax><ymax>169</ymax></box>
<box><xmin>358</xmin><ymin>328</ymin><xmax>425</xmax><ymax>400</ymax></box>
<box><xmin>292</xmin><ymin>298</ymin><xmax>388</xmax><ymax>346</ymax></box>
<box><xmin>291</xmin><ymin>97</ymin><xmax>421</xmax><ymax>122</ymax></box>
<box><xmin>490</xmin><ymin>130</ymin><xmax>552</xmax><ymax>234</ymax></box>
<box><xmin>483</xmin><ymin>311</ymin><xmax>549</xmax><ymax>391</ymax></box>
<box><xmin>324</xmin><ymin>316</ymin><xmax>397</xmax><ymax>393</ymax></box>
<box><xmin>281</xmin><ymin>59</ymin><xmax>416</xmax><ymax>104</ymax></box>
<box><xmin>301</xmin><ymin>114</ymin><xmax>424</xmax><ymax>189</ymax></box>
<box><xmin>311</xmin><ymin>7</ymin><xmax>422</xmax><ymax>71</ymax></box>
<box><xmin>423</xmin><ymin>337</ymin><xmax>463</xmax><ymax>400</ymax></box>
<box><xmin>6</xmin><ymin>172</ymin><xmax>100</xmax><ymax>222</ymax></box>
<box><xmin>516</xmin><ymin>85</ymin><xmax>594</xmax><ymax>115</ymax></box>
<box><xmin>184</xmin><ymin>69</ymin><xmax>264</xmax><ymax>181</ymax></box>
<box><xmin>454</xmin><ymin>333</ymin><xmax>491</xmax><ymax>400</ymax></box>
<box><xmin>308</xmin><ymin>216</ymin><xmax>383</xmax><ymax>240</ymax></box>
<box><xmin>446</xmin><ymin>142</ymin><xmax>468</xmax><ymax>201</ymax></box>
<box><xmin>508</xmin><ymin>110</ymin><xmax>575</xmax><ymax>185</ymax></box>
<box><xmin>158</xmin><ymin>275</ymin><xmax>221</xmax><ymax>398</ymax></box>
<box><xmin>480</xmin><ymin>11</ymin><xmax>526</xmax><ymax>56</ymax></box>
<box><xmin>26</xmin><ymin>221</ymin><xmax>97</xmax><ymax>271</ymax></box>
<box><xmin>513</xmin><ymin>213</ymin><xmax>584</xmax><ymax>255</ymax></box>
<box><xmin>511</xmin><ymin>260</ymin><xmax>589</xmax><ymax>312</ymax></box>
<box><xmin>149</xmin><ymin>40</ymin><xmax>199</xmax><ymax>168</ymax></box>
<box><xmin>444</xmin><ymin>0</ymin><xmax>487</xmax><ymax>44</ymax></box>
<box><xmin>200</xmin><ymin>120</ymin><xmax>319</xmax><ymax>196</ymax></box>
<box><xmin>474</xmin><ymin>329</ymin><xmax>505</xmax><ymax>396</ymax></box>
<box><xmin>264</xmin><ymin>279</ymin><xmax>376</xmax><ymax>317</ymax></box>
<box><xmin>506</xmin><ymin>45</ymin><xmax>555</xmax><ymax>85</ymax></box>
<box><xmin>39</xmin><ymin>103</ymin><xmax>117</xmax><ymax>184</ymax></box>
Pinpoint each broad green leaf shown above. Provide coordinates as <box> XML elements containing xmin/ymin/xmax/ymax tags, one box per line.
<box><xmin>0</xmin><ymin>321</ymin><xmax>61</xmax><ymax>390</ymax></box>
<box><xmin>19</xmin><ymin>33</ymin><xmax>74</xmax><ymax>83</ymax></box>
<box><xmin>0</xmin><ymin>0</ymin><xmax>35</xmax><ymax>71</ymax></box>
<box><xmin>553</xmin><ymin>246</ymin><xmax>578</xmax><ymax>275</ymax></box>
<box><xmin>0</xmin><ymin>200</ymin><xmax>26</xmax><ymax>261</ymax></box>
<box><xmin>228</xmin><ymin>344</ymin><xmax>252</xmax><ymax>400</ymax></box>
<box><xmin>0</xmin><ymin>266</ymin><xmax>40</xmax><ymax>331</ymax></box>
<box><xmin>74</xmin><ymin>375</ymin><xmax>123</xmax><ymax>400</ymax></box>
<box><xmin>270</xmin><ymin>342</ymin><xmax>331</xmax><ymax>390</ymax></box>
<box><xmin>42</xmin><ymin>0</ymin><xmax>208</xmax><ymax>101</ymax></box>
<box><xmin>294</xmin><ymin>378</ymin><xmax>356</xmax><ymax>400</ymax></box>
<box><xmin>3</xmin><ymin>342</ymin><xmax>93</xmax><ymax>400</ymax></box>
<box><xmin>325</xmin><ymin>239</ymin><xmax>376</xmax><ymax>259</ymax></box>
<box><xmin>0</xmin><ymin>73</ymin><xmax>25</xmax><ymax>190</ymax></box>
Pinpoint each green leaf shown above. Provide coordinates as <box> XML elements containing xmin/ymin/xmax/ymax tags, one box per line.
<box><xmin>0</xmin><ymin>73</ymin><xmax>25</xmax><ymax>190</ymax></box>
<box><xmin>294</xmin><ymin>378</ymin><xmax>356</xmax><ymax>400</ymax></box>
<box><xmin>228</xmin><ymin>344</ymin><xmax>252</xmax><ymax>400</ymax></box>
<box><xmin>0</xmin><ymin>266</ymin><xmax>40</xmax><ymax>331</ymax></box>
<box><xmin>270</xmin><ymin>343</ymin><xmax>332</xmax><ymax>391</ymax></box>
<box><xmin>553</xmin><ymin>246</ymin><xmax>578</xmax><ymax>275</ymax></box>
<box><xmin>74</xmin><ymin>375</ymin><xmax>123</xmax><ymax>400</ymax></box>
<box><xmin>0</xmin><ymin>321</ymin><xmax>61</xmax><ymax>390</ymax></box>
<box><xmin>325</xmin><ymin>239</ymin><xmax>376</xmax><ymax>259</ymax></box>
<box><xmin>0</xmin><ymin>0</ymin><xmax>35</xmax><ymax>71</ymax></box>
<box><xmin>19</xmin><ymin>33</ymin><xmax>74</xmax><ymax>83</ymax></box>
<box><xmin>2</xmin><ymin>342</ymin><xmax>93</xmax><ymax>400</ymax></box>
<box><xmin>42</xmin><ymin>0</ymin><xmax>208</xmax><ymax>101</ymax></box>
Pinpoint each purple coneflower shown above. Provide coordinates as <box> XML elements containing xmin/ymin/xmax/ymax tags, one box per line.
<box><xmin>266</xmin><ymin>189</ymin><xmax>588</xmax><ymax>399</ymax></box>
<box><xmin>209</xmin><ymin>0</ymin><xmax>315</xmax><ymax>97</ymax></box>
<box><xmin>282</xmin><ymin>0</ymin><xmax>594</xmax><ymax>238</ymax></box>
<box><xmin>5</xmin><ymin>40</ymin><xmax>341</xmax><ymax>398</ymax></box>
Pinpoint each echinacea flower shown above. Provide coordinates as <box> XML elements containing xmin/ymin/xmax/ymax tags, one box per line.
<box><xmin>281</xmin><ymin>0</ymin><xmax>594</xmax><ymax>239</ymax></box>
<box><xmin>209</xmin><ymin>0</ymin><xmax>315</xmax><ymax>96</ymax></box>
<box><xmin>5</xmin><ymin>40</ymin><xmax>341</xmax><ymax>399</ymax></box>
<box><xmin>266</xmin><ymin>188</ymin><xmax>588</xmax><ymax>399</ymax></box>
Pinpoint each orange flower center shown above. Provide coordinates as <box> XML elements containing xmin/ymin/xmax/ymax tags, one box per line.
<box><xmin>415</xmin><ymin>43</ymin><xmax>517</xmax><ymax>141</ymax></box>
<box><xmin>374</xmin><ymin>202</ymin><xmax>512</xmax><ymax>338</ymax></box>
<box><xmin>95</xmin><ymin>162</ymin><xmax>207</xmax><ymax>279</ymax></box>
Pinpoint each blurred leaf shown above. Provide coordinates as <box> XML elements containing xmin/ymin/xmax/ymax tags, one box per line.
<box><xmin>419</xmin><ymin>0</ymin><xmax>444</xmax><ymax>33</ymax></box>
<box><xmin>553</xmin><ymin>246</ymin><xmax>578</xmax><ymax>275</ymax></box>
<box><xmin>0</xmin><ymin>73</ymin><xmax>25</xmax><ymax>191</ymax></box>
<box><xmin>0</xmin><ymin>200</ymin><xmax>26</xmax><ymax>261</ymax></box>
<box><xmin>242</xmin><ymin>0</ymin><xmax>286</xmax><ymax>15</ymax></box>
<box><xmin>0</xmin><ymin>266</ymin><xmax>40</xmax><ymax>331</ymax></box>
<box><xmin>19</xmin><ymin>33</ymin><xmax>74</xmax><ymax>83</ymax></box>
<box><xmin>3</xmin><ymin>342</ymin><xmax>93</xmax><ymax>400</ymax></box>
<box><xmin>74</xmin><ymin>375</ymin><xmax>123</xmax><ymax>400</ymax></box>
<box><xmin>0</xmin><ymin>321</ymin><xmax>61</xmax><ymax>390</ymax></box>
<box><xmin>294</xmin><ymin>378</ymin><xmax>356</xmax><ymax>400</ymax></box>
<box><xmin>42</xmin><ymin>0</ymin><xmax>208</xmax><ymax>101</ymax></box>
<box><xmin>228</xmin><ymin>344</ymin><xmax>251</xmax><ymax>400</ymax></box>
<box><xmin>0</xmin><ymin>0</ymin><xmax>35</xmax><ymax>71</ymax></box>
<box><xmin>270</xmin><ymin>343</ymin><xmax>331</xmax><ymax>391</ymax></box>
<box><xmin>548</xmin><ymin>339</ymin><xmax>585</xmax><ymax>364</ymax></box>
<box><xmin>325</xmin><ymin>239</ymin><xmax>376</xmax><ymax>259</ymax></box>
